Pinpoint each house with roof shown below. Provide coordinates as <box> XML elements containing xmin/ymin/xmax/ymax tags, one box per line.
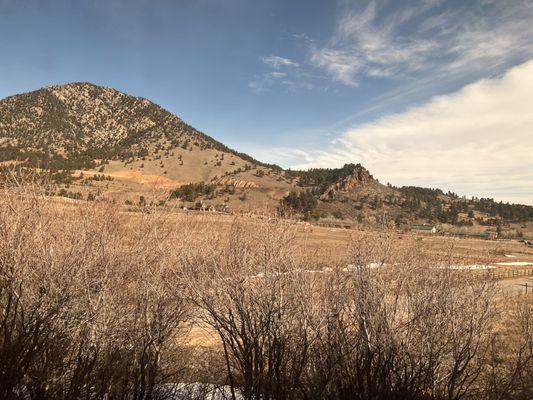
<box><xmin>411</xmin><ymin>224</ymin><xmax>437</xmax><ymax>234</ymax></box>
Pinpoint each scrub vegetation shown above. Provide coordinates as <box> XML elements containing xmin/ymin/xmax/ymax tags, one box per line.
<box><xmin>0</xmin><ymin>174</ymin><xmax>531</xmax><ymax>400</ymax></box>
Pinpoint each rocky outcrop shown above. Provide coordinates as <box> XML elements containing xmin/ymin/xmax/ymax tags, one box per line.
<box><xmin>320</xmin><ymin>164</ymin><xmax>374</xmax><ymax>201</ymax></box>
<box><xmin>216</xmin><ymin>178</ymin><xmax>259</xmax><ymax>188</ymax></box>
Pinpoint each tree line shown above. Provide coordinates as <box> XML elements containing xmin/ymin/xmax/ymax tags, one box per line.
<box><xmin>170</xmin><ymin>182</ymin><xmax>216</xmax><ymax>202</ymax></box>
<box><xmin>287</xmin><ymin>163</ymin><xmax>370</xmax><ymax>191</ymax></box>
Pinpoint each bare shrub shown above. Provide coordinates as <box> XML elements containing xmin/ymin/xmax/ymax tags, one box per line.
<box><xmin>482</xmin><ymin>294</ymin><xmax>533</xmax><ymax>400</ymax></box>
<box><xmin>186</xmin><ymin>227</ymin><xmax>519</xmax><ymax>400</ymax></box>
<box><xmin>1</xmin><ymin>174</ymin><xmax>530</xmax><ymax>400</ymax></box>
<box><xmin>0</xmin><ymin>178</ymin><xmax>191</xmax><ymax>400</ymax></box>
<box><xmin>303</xmin><ymin>233</ymin><xmax>498</xmax><ymax>400</ymax></box>
<box><xmin>183</xmin><ymin>219</ymin><xmax>317</xmax><ymax>400</ymax></box>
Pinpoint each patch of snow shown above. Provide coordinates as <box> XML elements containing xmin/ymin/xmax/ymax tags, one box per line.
<box><xmin>495</xmin><ymin>261</ymin><xmax>533</xmax><ymax>266</ymax></box>
<box><xmin>448</xmin><ymin>264</ymin><xmax>495</xmax><ymax>270</ymax></box>
<box><xmin>157</xmin><ymin>383</ymin><xmax>242</xmax><ymax>400</ymax></box>
<box><xmin>344</xmin><ymin>263</ymin><xmax>385</xmax><ymax>272</ymax></box>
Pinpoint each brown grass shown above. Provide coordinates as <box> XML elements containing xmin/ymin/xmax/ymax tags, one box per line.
<box><xmin>0</xmin><ymin>175</ymin><xmax>531</xmax><ymax>400</ymax></box>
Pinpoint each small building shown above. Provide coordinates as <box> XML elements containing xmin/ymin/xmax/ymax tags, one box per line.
<box><xmin>469</xmin><ymin>232</ymin><xmax>497</xmax><ymax>240</ymax></box>
<box><xmin>411</xmin><ymin>224</ymin><xmax>437</xmax><ymax>234</ymax></box>
<box><xmin>453</xmin><ymin>231</ymin><xmax>497</xmax><ymax>240</ymax></box>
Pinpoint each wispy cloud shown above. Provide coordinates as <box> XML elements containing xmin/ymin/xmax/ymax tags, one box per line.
<box><xmin>249</xmin><ymin>55</ymin><xmax>315</xmax><ymax>93</ymax></box>
<box><xmin>308</xmin><ymin>0</ymin><xmax>533</xmax><ymax>87</ymax></box>
<box><xmin>261</xmin><ymin>56</ymin><xmax>299</xmax><ymax>69</ymax></box>
<box><xmin>268</xmin><ymin>72</ymin><xmax>287</xmax><ymax>79</ymax></box>
<box><xmin>310</xmin><ymin>49</ymin><xmax>362</xmax><ymax>86</ymax></box>
<box><xmin>286</xmin><ymin>60</ymin><xmax>533</xmax><ymax>204</ymax></box>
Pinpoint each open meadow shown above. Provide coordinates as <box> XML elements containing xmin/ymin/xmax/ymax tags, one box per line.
<box><xmin>117</xmin><ymin>204</ymin><xmax>533</xmax><ymax>272</ymax></box>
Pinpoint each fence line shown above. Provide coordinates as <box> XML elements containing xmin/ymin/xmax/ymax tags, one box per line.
<box><xmin>491</xmin><ymin>268</ymin><xmax>533</xmax><ymax>280</ymax></box>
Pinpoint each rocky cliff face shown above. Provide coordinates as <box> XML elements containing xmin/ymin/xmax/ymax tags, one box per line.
<box><xmin>320</xmin><ymin>164</ymin><xmax>375</xmax><ymax>200</ymax></box>
<box><xmin>216</xmin><ymin>177</ymin><xmax>260</xmax><ymax>188</ymax></box>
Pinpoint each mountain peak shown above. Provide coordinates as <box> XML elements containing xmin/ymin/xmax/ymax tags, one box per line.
<box><xmin>48</xmin><ymin>81</ymin><xmax>125</xmax><ymax>92</ymax></box>
<box><xmin>0</xmin><ymin>82</ymin><xmax>270</xmax><ymax>173</ymax></box>
<box><xmin>0</xmin><ymin>82</ymin><xmax>219</xmax><ymax>166</ymax></box>
<box><xmin>51</xmin><ymin>81</ymin><xmax>101</xmax><ymax>89</ymax></box>
<box><xmin>47</xmin><ymin>81</ymin><xmax>149</xmax><ymax>109</ymax></box>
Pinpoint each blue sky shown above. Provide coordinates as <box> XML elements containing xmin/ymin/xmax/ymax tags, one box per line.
<box><xmin>1</xmin><ymin>0</ymin><xmax>532</xmax><ymax>203</ymax></box>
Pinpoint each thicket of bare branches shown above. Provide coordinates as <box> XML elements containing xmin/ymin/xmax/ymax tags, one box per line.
<box><xmin>185</xmin><ymin>227</ymin><xmax>531</xmax><ymax>400</ymax></box>
<box><xmin>0</xmin><ymin>178</ymin><xmax>192</xmax><ymax>400</ymax></box>
<box><xmin>0</xmin><ymin>176</ymin><xmax>531</xmax><ymax>399</ymax></box>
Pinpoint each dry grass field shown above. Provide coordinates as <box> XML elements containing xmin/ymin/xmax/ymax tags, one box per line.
<box><xmin>1</xmin><ymin>181</ymin><xmax>532</xmax><ymax>400</ymax></box>
<box><xmin>119</xmin><ymin>205</ymin><xmax>533</xmax><ymax>268</ymax></box>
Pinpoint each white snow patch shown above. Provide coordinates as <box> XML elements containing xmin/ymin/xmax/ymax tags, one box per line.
<box><xmin>448</xmin><ymin>264</ymin><xmax>495</xmax><ymax>270</ymax></box>
<box><xmin>157</xmin><ymin>383</ymin><xmax>242</xmax><ymax>400</ymax></box>
<box><xmin>344</xmin><ymin>262</ymin><xmax>385</xmax><ymax>272</ymax></box>
<box><xmin>495</xmin><ymin>261</ymin><xmax>533</xmax><ymax>266</ymax></box>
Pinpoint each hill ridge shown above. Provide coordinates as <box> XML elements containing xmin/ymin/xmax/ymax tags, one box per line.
<box><xmin>1</xmin><ymin>83</ymin><xmax>532</xmax><ymax>236</ymax></box>
<box><xmin>0</xmin><ymin>82</ymin><xmax>273</xmax><ymax>170</ymax></box>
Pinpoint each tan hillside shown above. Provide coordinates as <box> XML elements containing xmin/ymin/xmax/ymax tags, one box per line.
<box><xmin>0</xmin><ymin>82</ymin><xmax>297</xmax><ymax>211</ymax></box>
<box><xmin>1</xmin><ymin>83</ymin><xmax>532</xmax><ymax>235</ymax></box>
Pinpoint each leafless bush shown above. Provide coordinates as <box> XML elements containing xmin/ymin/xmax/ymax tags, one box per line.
<box><xmin>183</xmin><ymin>220</ymin><xmax>314</xmax><ymax>400</ymax></box>
<box><xmin>1</xmin><ymin>176</ymin><xmax>530</xmax><ymax>399</ymax></box>
<box><xmin>482</xmin><ymin>294</ymin><xmax>532</xmax><ymax>400</ymax></box>
<box><xmin>186</xmin><ymin>228</ymin><xmax>531</xmax><ymax>400</ymax></box>
<box><xmin>0</xmin><ymin>179</ymin><xmax>191</xmax><ymax>400</ymax></box>
<box><xmin>299</xmin><ymin>233</ymin><xmax>498</xmax><ymax>400</ymax></box>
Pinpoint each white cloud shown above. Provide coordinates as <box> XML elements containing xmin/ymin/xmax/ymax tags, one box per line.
<box><xmin>268</xmin><ymin>72</ymin><xmax>287</xmax><ymax>79</ymax></box>
<box><xmin>309</xmin><ymin>0</ymin><xmax>533</xmax><ymax>87</ymax></box>
<box><xmin>261</xmin><ymin>56</ymin><xmax>299</xmax><ymax>69</ymax></box>
<box><xmin>289</xmin><ymin>61</ymin><xmax>533</xmax><ymax>204</ymax></box>
<box><xmin>310</xmin><ymin>48</ymin><xmax>361</xmax><ymax>86</ymax></box>
<box><xmin>250</xmin><ymin>55</ymin><xmax>315</xmax><ymax>93</ymax></box>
